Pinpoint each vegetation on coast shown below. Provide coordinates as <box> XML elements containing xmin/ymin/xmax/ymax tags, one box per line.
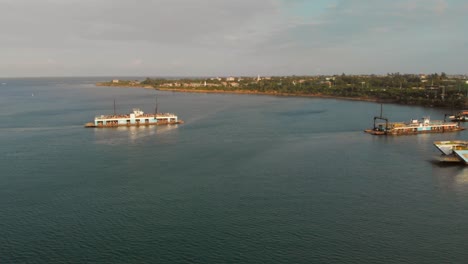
<box><xmin>98</xmin><ymin>73</ymin><xmax>468</xmax><ymax>109</ymax></box>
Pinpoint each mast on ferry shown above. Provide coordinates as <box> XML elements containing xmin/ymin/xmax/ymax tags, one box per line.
<box><xmin>154</xmin><ymin>94</ymin><xmax>158</xmax><ymax>117</ymax></box>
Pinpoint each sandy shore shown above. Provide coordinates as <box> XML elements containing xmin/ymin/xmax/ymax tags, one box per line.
<box><xmin>96</xmin><ymin>83</ymin><xmax>154</xmax><ymax>89</ymax></box>
<box><xmin>158</xmin><ymin>88</ymin><xmax>384</xmax><ymax>103</ymax></box>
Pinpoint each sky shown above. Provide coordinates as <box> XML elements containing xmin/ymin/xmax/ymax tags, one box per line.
<box><xmin>1</xmin><ymin>0</ymin><xmax>467</xmax><ymax>77</ymax></box>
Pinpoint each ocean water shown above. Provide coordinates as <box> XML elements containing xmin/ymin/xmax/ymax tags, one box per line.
<box><xmin>1</xmin><ymin>77</ymin><xmax>468</xmax><ymax>263</ymax></box>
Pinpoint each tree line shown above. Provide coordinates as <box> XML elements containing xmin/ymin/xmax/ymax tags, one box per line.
<box><xmin>140</xmin><ymin>73</ymin><xmax>468</xmax><ymax>109</ymax></box>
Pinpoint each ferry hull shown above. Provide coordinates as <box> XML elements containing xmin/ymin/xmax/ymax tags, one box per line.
<box><xmin>365</xmin><ymin>127</ymin><xmax>464</xmax><ymax>136</ymax></box>
<box><xmin>364</xmin><ymin>129</ymin><xmax>386</xmax><ymax>135</ymax></box>
<box><xmin>437</xmin><ymin>155</ymin><xmax>463</xmax><ymax>163</ymax></box>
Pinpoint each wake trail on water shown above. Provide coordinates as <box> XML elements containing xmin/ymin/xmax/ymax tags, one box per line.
<box><xmin>180</xmin><ymin>104</ymin><xmax>233</xmax><ymax>126</ymax></box>
<box><xmin>0</xmin><ymin>125</ymin><xmax>82</xmax><ymax>132</ymax></box>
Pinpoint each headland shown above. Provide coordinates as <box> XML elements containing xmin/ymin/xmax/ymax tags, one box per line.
<box><xmin>96</xmin><ymin>73</ymin><xmax>468</xmax><ymax>108</ymax></box>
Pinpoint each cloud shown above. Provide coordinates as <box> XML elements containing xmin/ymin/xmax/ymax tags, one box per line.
<box><xmin>246</xmin><ymin>0</ymin><xmax>468</xmax><ymax>74</ymax></box>
<box><xmin>1</xmin><ymin>0</ymin><xmax>280</xmax><ymax>45</ymax></box>
<box><xmin>263</xmin><ymin>0</ymin><xmax>462</xmax><ymax>49</ymax></box>
<box><xmin>129</xmin><ymin>59</ymin><xmax>143</xmax><ymax>67</ymax></box>
<box><xmin>433</xmin><ymin>0</ymin><xmax>448</xmax><ymax>14</ymax></box>
<box><xmin>46</xmin><ymin>59</ymin><xmax>59</xmax><ymax>65</ymax></box>
<box><xmin>0</xmin><ymin>0</ymin><xmax>467</xmax><ymax>76</ymax></box>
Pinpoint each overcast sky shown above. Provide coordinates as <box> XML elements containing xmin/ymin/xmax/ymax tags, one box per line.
<box><xmin>1</xmin><ymin>0</ymin><xmax>467</xmax><ymax>77</ymax></box>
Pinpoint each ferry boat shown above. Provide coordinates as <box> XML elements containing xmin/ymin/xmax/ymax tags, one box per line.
<box><xmin>433</xmin><ymin>140</ymin><xmax>468</xmax><ymax>164</ymax></box>
<box><xmin>84</xmin><ymin>108</ymin><xmax>183</xmax><ymax>128</ymax></box>
<box><xmin>365</xmin><ymin>116</ymin><xmax>464</xmax><ymax>135</ymax></box>
<box><xmin>448</xmin><ymin>110</ymin><xmax>468</xmax><ymax>122</ymax></box>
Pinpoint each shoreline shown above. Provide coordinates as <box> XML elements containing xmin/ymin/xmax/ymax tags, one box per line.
<box><xmin>157</xmin><ymin>88</ymin><xmax>384</xmax><ymax>103</ymax></box>
<box><xmin>96</xmin><ymin>83</ymin><xmax>390</xmax><ymax>104</ymax></box>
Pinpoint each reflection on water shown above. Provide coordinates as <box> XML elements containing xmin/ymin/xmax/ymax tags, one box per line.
<box><xmin>4</xmin><ymin>78</ymin><xmax>468</xmax><ymax>263</ymax></box>
<box><xmin>454</xmin><ymin>168</ymin><xmax>468</xmax><ymax>184</ymax></box>
<box><xmin>415</xmin><ymin>133</ymin><xmax>434</xmax><ymax>144</ymax></box>
<box><xmin>432</xmin><ymin>161</ymin><xmax>468</xmax><ymax>193</ymax></box>
<box><xmin>0</xmin><ymin>125</ymin><xmax>82</xmax><ymax>132</ymax></box>
<box><xmin>93</xmin><ymin>124</ymin><xmax>179</xmax><ymax>145</ymax></box>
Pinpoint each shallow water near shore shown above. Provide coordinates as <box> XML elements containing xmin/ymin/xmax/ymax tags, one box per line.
<box><xmin>1</xmin><ymin>77</ymin><xmax>468</xmax><ymax>263</ymax></box>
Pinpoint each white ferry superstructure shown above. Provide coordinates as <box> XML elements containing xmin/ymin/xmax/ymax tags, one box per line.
<box><xmin>85</xmin><ymin>108</ymin><xmax>183</xmax><ymax>128</ymax></box>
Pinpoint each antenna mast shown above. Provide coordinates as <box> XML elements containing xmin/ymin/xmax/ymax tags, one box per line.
<box><xmin>154</xmin><ymin>95</ymin><xmax>158</xmax><ymax>117</ymax></box>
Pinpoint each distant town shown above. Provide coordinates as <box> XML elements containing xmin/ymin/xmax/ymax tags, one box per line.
<box><xmin>97</xmin><ymin>73</ymin><xmax>468</xmax><ymax>108</ymax></box>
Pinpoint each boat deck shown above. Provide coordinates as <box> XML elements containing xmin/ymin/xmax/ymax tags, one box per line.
<box><xmin>95</xmin><ymin>113</ymin><xmax>177</xmax><ymax>120</ymax></box>
<box><xmin>85</xmin><ymin>120</ymin><xmax>184</xmax><ymax>128</ymax></box>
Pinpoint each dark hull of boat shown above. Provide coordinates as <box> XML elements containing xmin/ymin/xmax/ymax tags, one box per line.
<box><xmin>365</xmin><ymin>127</ymin><xmax>465</xmax><ymax>136</ymax></box>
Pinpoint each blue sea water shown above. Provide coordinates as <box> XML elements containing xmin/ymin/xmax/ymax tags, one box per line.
<box><xmin>1</xmin><ymin>77</ymin><xmax>468</xmax><ymax>263</ymax></box>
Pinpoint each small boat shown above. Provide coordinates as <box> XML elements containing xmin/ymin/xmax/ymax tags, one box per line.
<box><xmin>448</xmin><ymin>110</ymin><xmax>468</xmax><ymax>122</ymax></box>
<box><xmin>433</xmin><ymin>140</ymin><xmax>468</xmax><ymax>164</ymax></box>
